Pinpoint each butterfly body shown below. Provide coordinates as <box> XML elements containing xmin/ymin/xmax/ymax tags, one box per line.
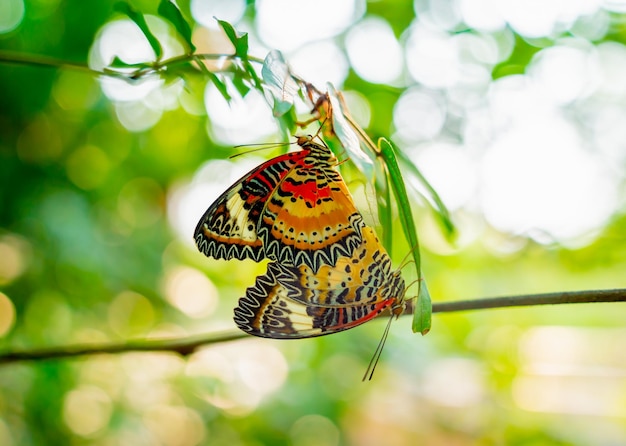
<box><xmin>194</xmin><ymin>138</ymin><xmax>364</xmax><ymax>272</ymax></box>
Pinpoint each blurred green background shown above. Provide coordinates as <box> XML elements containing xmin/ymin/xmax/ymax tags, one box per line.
<box><xmin>1</xmin><ymin>0</ymin><xmax>626</xmax><ymax>445</ymax></box>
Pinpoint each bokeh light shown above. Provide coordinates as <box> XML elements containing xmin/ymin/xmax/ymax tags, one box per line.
<box><xmin>163</xmin><ymin>266</ymin><xmax>219</xmax><ymax>318</ymax></box>
<box><xmin>422</xmin><ymin>358</ymin><xmax>485</xmax><ymax>407</ymax></box>
<box><xmin>290</xmin><ymin>414</ymin><xmax>340</xmax><ymax>446</ymax></box>
<box><xmin>191</xmin><ymin>0</ymin><xmax>246</xmax><ymax>29</ymax></box>
<box><xmin>187</xmin><ymin>341</ymin><xmax>288</xmax><ymax>414</ymax></box>
<box><xmin>405</xmin><ymin>22</ymin><xmax>461</xmax><ymax>89</ymax></box>
<box><xmin>0</xmin><ymin>234</ymin><xmax>29</xmax><ymax>285</ymax></box>
<box><xmin>479</xmin><ymin>76</ymin><xmax>619</xmax><ymax>242</ymax></box>
<box><xmin>0</xmin><ymin>292</ymin><xmax>16</xmax><ymax>337</ymax></box>
<box><xmin>89</xmin><ymin>17</ymin><xmax>186</xmax><ymax>132</ymax></box>
<box><xmin>256</xmin><ymin>0</ymin><xmax>362</xmax><ymax>51</ymax></box>
<box><xmin>118</xmin><ymin>178</ymin><xmax>164</xmax><ymax>229</ymax></box>
<box><xmin>65</xmin><ymin>145</ymin><xmax>111</xmax><ymax>190</ymax></box>
<box><xmin>204</xmin><ymin>83</ymin><xmax>277</xmax><ymax>145</ymax></box>
<box><xmin>144</xmin><ymin>405</ymin><xmax>206</xmax><ymax>446</ymax></box>
<box><xmin>409</xmin><ymin>141</ymin><xmax>477</xmax><ymax>212</ymax></box>
<box><xmin>513</xmin><ymin>326</ymin><xmax>626</xmax><ymax>417</ymax></box>
<box><xmin>345</xmin><ymin>17</ymin><xmax>403</xmax><ymax>84</ymax></box>
<box><xmin>63</xmin><ymin>385</ymin><xmax>113</xmax><ymax>437</ymax></box>
<box><xmin>108</xmin><ymin>291</ymin><xmax>156</xmax><ymax>337</ymax></box>
<box><xmin>0</xmin><ymin>0</ymin><xmax>24</xmax><ymax>34</ymax></box>
<box><xmin>393</xmin><ymin>87</ymin><xmax>446</xmax><ymax>143</ymax></box>
<box><xmin>288</xmin><ymin>40</ymin><xmax>350</xmax><ymax>90</ymax></box>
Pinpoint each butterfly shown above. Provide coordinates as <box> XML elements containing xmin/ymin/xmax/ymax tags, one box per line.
<box><xmin>194</xmin><ymin>136</ymin><xmax>365</xmax><ymax>272</ymax></box>
<box><xmin>233</xmin><ymin>224</ymin><xmax>406</xmax><ymax>346</ymax></box>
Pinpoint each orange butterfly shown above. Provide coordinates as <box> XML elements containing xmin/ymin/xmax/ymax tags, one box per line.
<box><xmin>195</xmin><ymin>135</ymin><xmax>407</xmax><ymax>378</ymax></box>
<box><xmin>194</xmin><ymin>136</ymin><xmax>364</xmax><ymax>272</ymax></box>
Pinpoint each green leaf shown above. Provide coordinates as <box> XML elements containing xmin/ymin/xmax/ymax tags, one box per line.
<box><xmin>190</xmin><ymin>55</ymin><xmax>231</xmax><ymax>101</ymax></box>
<box><xmin>244</xmin><ymin>60</ymin><xmax>263</xmax><ymax>91</ymax></box>
<box><xmin>108</xmin><ymin>56</ymin><xmax>149</xmax><ymax>69</ymax></box>
<box><xmin>231</xmin><ymin>70</ymin><xmax>251</xmax><ymax>97</ymax></box>
<box><xmin>217</xmin><ymin>19</ymin><xmax>249</xmax><ymax>59</ymax></box>
<box><xmin>158</xmin><ymin>0</ymin><xmax>196</xmax><ymax>54</ymax></box>
<box><xmin>208</xmin><ymin>71</ymin><xmax>231</xmax><ymax>102</ymax></box>
<box><xmin>262</xmin><ymin>51</ymin><xmax>297</xmax><ymax>101</ymax></box>
<box><xmin>412</xmin><ymin>279</ymin><xmax>432</xmax><ymax>335</ymax></box>
<box><xmin>114</xmin><ymin>2</ymin><xmax>163</xmax><ymax>60</ymax></box>
<box><xmin>272</xmin><ymin>99</ymin><xmax>295</xmax><ymax>117</ymax></box>
<box><xmin>378</xmin><ymin>138</ymin><xmax>431</xmax><ymax>334</ymax></box>
<box><xmin>262</xmin><ymin>50</ymin><xmax>300</xmax><ymax>117</ymax></box>
<box><xmin>275</xmin><ymin>106</ymin><xmax>298</xmax><ymax>139</ymax></box>
<box><xmin>374</xmin><ymin>161</ymin><xmax>393</xmax><ymax>254</ymax></box>
<box><xmin>395</xmin><ymin>149</ymin><xmax>456</xmax><ymax>238</ymax></box>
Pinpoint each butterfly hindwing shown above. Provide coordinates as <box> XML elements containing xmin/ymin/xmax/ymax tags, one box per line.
<box><xmin>195</xmin><ymin>138</ymin><xmax>365</xmax><ymax>271</ymax></box>
<box><xmin>233</xmin><ymin>227</ymin><xmax>406</xmax><ymax>338</ymax></box>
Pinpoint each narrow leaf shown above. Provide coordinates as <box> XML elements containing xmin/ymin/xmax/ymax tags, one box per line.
<box><xmin>191</xmin><ymin>55</ymin><xmax>231</xmax><ymax>101</ymax></box>
<box><xmin>378</xmin><ymin>138</ymin><xmax>431</xmax><ymax>334</ymax></box>
<box><xmin>158</xmin><ymin>0</ymin><xmax>196</xmax><ymax>54</ymax></box>
<box><xmin>114</xmin><ymin>2</ymin><xmax>163</xmax><ymax>60</ymax></box>
<box><xmin>232</xmin><ymin>70</ymin><xmax>251</xmax><ymax>97</ymax></box>
<box><xmin>374</xmin><ymin>160</ymin><xmax>393</xmax><ymax>254</ymax></box>
<box><xmin>244</xmin><ymin>60</ymin><xmax>263</xmax><ymax>91</ymax></box>
<box><xmin>412</xmin><ymin>279</ymin><xmax>432</xmax><ymax>335</ymax></box>
<box><xmin>208</xmin><ymin>71</ymin><xmax>231</xmax><ymax>102</ymax></box>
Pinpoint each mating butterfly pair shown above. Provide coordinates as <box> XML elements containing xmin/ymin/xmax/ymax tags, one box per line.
<box><xmin>194</xmin><ymin>136</ymin><xmax>405</xmax><ymax>342</ymax></box>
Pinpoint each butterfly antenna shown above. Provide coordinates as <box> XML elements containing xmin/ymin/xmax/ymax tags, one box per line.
<box><xmin>402</xmin><ymin>278</ymin><xmax>423</xmax><ymax>304</ymax></box>
<box><xmin>362</xmin><ymin>313</ymin><xmax>394</xmax><ymax>381</ymax></box>
<box><xmin>229</xmin><ymin>141</ymin><xmax>293</xmax><ymax>159</ymax></box>
<box><xmin>397</xmin><ymin>243</ymin><xmax>421</xmax><ymax>271</ymax></box>
<box><xmin>314</xmin><ymin>117</ymin><xmax>329</xmax><ymax>140</ymax></box>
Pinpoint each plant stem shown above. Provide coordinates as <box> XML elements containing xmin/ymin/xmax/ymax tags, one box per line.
<box><xmin>0</xmin><ymin>288</ymin><xmax>624</xmax><ymax>365</ymax></box>
<box><xmin>0</xmin><ymin>50</ymin><xmax>262</xmax><ymax>81</ymax></box>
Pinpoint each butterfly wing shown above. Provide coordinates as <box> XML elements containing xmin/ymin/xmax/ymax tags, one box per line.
<box><xmin>233</xmin><ymin>262</ymin><xmax>399</xmax><ymax>338</ymax></box>
<box><xmin>260</xmin><ymin>157</ymin><xmax>365</xmax><ymax>272</ymax></box>
<box><xmin>279</xmin><ymin>226</ymin><xmax>404</xmax><ymax>307</ymax></box>
<box><xmin>195</xmin><ymin>139</ymin><xmax>365</xmax><ymax>270</ymax></box>
<box><xmin>194</xmin><ymin>151</ymin><xmax>307</xmax><ymax>262</ymax></box>
<box><xmin>233</xmin><ymin>227</ymin><xmax>406</xmax><ymax>338</ymax></box>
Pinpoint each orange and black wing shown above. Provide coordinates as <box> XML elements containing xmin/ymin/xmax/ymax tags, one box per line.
<box><xmin>233</xmin><ymin>227</ymin><xmax>406</xmax><ymax>338</ymax></box>
<box><xmin>194</xmin><ymin>138</ymin><xmax>365</xmax><ymax>271</ymax></box>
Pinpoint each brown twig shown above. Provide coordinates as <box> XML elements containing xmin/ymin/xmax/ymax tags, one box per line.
<box><xmin>1</xmin><ymin>288</ymin><xmax>624</xmax><ymax>365</ymax></box>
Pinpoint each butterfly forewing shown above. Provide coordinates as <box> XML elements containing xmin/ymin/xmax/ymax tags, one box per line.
<box><xmin>260</xmin><ymin>159</ymin><xmax>365</xmax><ymax>271</ymax></box>
<box><xmin>194</xmin><ymin>151</ymin><xmax>301</xmax><ymax>262</ymax></box>
<box><xmin>194</xmin><ymin>138</ymin><xmax>365</xmax><ymax>271</ymax></box>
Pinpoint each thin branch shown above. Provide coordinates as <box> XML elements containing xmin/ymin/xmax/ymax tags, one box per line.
<box><xmin>432</xmin><ymin>288</ymin><xmax>626</xmax><ymax>312</ymax></box>
<box><xmin>0</xmin><ymin>50</ymin><xmax>262</xmax><ymax>82</ymax></box>
<box><xmin>1</xmin><ymin>288</ymin><xmax>624</xmax><ymax>365</ymax></box>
